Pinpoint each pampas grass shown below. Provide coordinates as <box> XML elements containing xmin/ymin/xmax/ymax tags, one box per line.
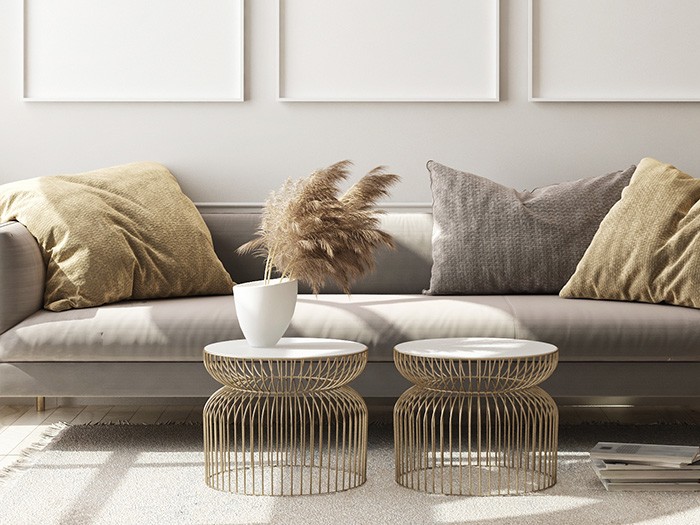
<box><xmin>237</xmin><ymin>160</ymin><xmax>400</xmax><ymax>294</ymax></box>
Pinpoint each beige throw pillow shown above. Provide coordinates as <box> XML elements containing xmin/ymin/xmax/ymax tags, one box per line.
<box><xmin>0</xmin><ymin>162</ymin><xmax>233</xmax><ymax>311</ymax></box>
<box><xmin>560</xmin><ymin>157</ymin><xmax>700</xmax><ymax>308</ymax></box>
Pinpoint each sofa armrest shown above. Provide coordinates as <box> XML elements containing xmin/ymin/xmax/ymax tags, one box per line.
<box><xmin>0</xmin><ymin>222</ymin><xmax>45</xmax><ymax>334</ymax></box>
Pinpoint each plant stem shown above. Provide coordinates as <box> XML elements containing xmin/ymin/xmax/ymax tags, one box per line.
<box><xmin>264</xmin><ymin>245</ymin><xmax>277</xmax><ymax>284</ymax></box>
<box><xmin>263</xmin><ymin>255</ymin><xmax>270</xmax><ymax>285</ymax></box>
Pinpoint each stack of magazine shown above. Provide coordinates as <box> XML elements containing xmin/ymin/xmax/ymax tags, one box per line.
<box><xmin>590</xmin><ymin>442</ymin><xmax>700</xmax><ymax>491</ymax></box>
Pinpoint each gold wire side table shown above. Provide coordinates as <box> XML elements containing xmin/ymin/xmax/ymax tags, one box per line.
<box><xmin>203</xmin><ymin>338</ymin><xmax>368</xmax><ymax>496</ymax></box>
<box><xmin>394</xmin><ymin>337</ymin><xmax>559</xmax><ymax>496</ymax></box>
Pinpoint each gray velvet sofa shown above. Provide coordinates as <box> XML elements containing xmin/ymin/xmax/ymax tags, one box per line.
<box><xmin>1</xmin><ymin>208</ymin><xmax>699</xmax><ymax>403</ymax></box>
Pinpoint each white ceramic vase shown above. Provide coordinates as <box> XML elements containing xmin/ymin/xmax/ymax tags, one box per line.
<box><xmin>233</xmin><ymin>278</ymin><xmax>298</xmax><ymax>347</ymax></box>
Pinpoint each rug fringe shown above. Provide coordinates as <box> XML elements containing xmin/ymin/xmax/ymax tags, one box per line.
<box><xmin>0</xmin><ymin>421</ymin><xmax>68</xmax><ymax>486</ymax></box>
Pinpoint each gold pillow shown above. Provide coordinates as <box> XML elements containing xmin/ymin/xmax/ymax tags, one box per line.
<box><xmin>560</xmin><ymin>157</ymin><xmax>700</xmax><ymax>308</ymax></box>
<box><xmin>0</xmin><ymin>162</ymin><xmax>233</xmax><ymax>311</ymax></box>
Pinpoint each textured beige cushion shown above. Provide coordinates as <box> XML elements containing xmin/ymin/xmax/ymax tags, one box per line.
<box><xmin>0</xmin><ymin>162</ymin><xmax>233</xmax><ymax>311</ymax></box>
<box><xmin>560</xmin><ymin>158</ymin><xmax>700</xmax><ymax>308</ymax></box>
<box><xmin>427</xmin><ymin>161</ymin><xmax>635</xmax><ymax>294</ymax></box>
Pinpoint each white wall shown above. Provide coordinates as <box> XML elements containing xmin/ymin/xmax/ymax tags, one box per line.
<box><xmin>2</xmin><ymin>0</ymin><xmax>700</xmax><ymax>203</ymax></box>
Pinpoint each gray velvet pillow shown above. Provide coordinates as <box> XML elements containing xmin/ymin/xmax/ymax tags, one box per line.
<box><xmin>427</xmin><ymin>161</ymin><xmax>636</xmax><ymax>294</ymax></box>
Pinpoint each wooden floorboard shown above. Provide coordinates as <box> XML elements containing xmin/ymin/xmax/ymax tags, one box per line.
<box><xmin>601</xmin><ymin>406</ymin><xmax>697</xmax><ymax>425</ymax></box>
<box><xmin>69</xmin><ymin>405</ymin><xmax>113</xmax><ymax>426</ymax></box>
<box><xmin>8</xmin><ymin>406</ymin><xmax>85</xmax><ymax>456</ymax></box>
<box><xmin>558</xmin><ymin>407</ymin><xmax>608</xmax><ymax>424</ymax></box>
<box><xmin>0</xmin><ymin>406</ymin><xmax>29</xmax><ymax>435</ymax></box>
<box><xmin>185</xmin><ymin>405</ymin><xmax>204</xmax><ymax>424</ymax></box>
<box><xmin>0</xmin><ymin>407</ymin><xmax>57</xmax><ymax>456</ymax></box>
<box><xmin>99</xmin><ymin>406</ymin><xmax>139</xmax><ymax>425</ymax></box>
<box><xmin>128</xmin><ymin>405</ymin><xmax>167</xmax><ymax>424</ymax></box>
<box><xmin>156</xmin><ymin>405</ymin><xmax>195</xmax><ymax>424</ymax></box>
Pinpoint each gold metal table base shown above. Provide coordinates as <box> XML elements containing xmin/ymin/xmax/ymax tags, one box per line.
<box><xmin>202</xmin><ymin>340</ymin><xmax>369</xmax><ymax>496</ymax></box>
<box><xmin>204</xmin><ymin>386</ymin><xmax>367</xmax><ymax>496</ymax></box>
<box><xmin>393</xmin><ymin>339</ymin><xmax>559</xmax><ymax>496</ymax></box>
<box><xmin>394</xmin><ymin>385</ymin><xmax>558</xmax><ymax>496</ymax></box>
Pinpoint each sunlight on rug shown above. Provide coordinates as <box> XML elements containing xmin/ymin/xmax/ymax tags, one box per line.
<box><xmin>0</xmin><ymin>422</ymin><xmax>67</xmax><ymax>482</ymax></box>
<box><xmin>0</xmin><ymin>423</ymin><xmax>698</xmax><ymax>525</ymax></box>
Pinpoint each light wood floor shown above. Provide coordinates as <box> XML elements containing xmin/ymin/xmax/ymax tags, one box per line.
<box><xmin>0</xmin><ymin>404</ymin><xmax>204</xmax><ymax>472</ymax></box>
<box><xmin>1</xmin><ymin>403</ymin><xmax>699</xmax><ymax>473</ymax></box>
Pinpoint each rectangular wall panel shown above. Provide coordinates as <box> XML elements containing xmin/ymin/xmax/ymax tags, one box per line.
<box><xmin>530</xmin><ymin>0</ymin><xmax>700</xmax><ymax>102</ymax></box>
<box><xmin>278</xmin><ymin>0</ymin><xmax>499</xmax><ymax>102</ymax></box>
<box><xmin>24</xmin><ymin>0</ymin><xmax>244</xmax><ymax>101</ymax></box>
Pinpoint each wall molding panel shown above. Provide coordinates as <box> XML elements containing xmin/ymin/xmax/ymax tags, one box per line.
<box><xmin>23</xmin><ymin>0</ymin><xmax>244</xmax><ymax>102</ymax></box>
<box><xmin>529</xmin><ymin>0</ymin><xmax>700</xmax><ymax>102</ymax></box>
<box><xmin>277</xmin><ymin>0</ymin><xmax>499</xmax><ymax>102</ymax></box>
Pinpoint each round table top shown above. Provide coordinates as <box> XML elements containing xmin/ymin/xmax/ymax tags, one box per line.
<box><xmin>394</xmin><ymin>337</ymin><xmax>558</xmax><ymax>360</ymax></box>
<box><xmin>205</xmin><ymin>338</ymin><xmax>367</xmax><ymax>360</ymax></box>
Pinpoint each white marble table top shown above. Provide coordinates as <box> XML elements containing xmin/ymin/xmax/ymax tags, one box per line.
<box><xmin>205</xmin><ymin>337</ymin><xmax>367</xmax><ymax>359</ymax></box>
<box><xmin>394</xmin><ymin>337</ymin><xmax>558</xmax><ymax>360</ymax></box>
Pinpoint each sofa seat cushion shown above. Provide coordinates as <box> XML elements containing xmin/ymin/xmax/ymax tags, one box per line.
<box><xmin>1</xmin><ymin>294</ymin><xmax>698</xmax><ymax>363</ymax></box>
<box><xmin>287</xmin><ymin>295</ymin><xmax>516</xmax><ymax>360</ymax></box>
<box><xmin>509</xmin><ymin>295</ymin><xmax>700</xmax><ymax>361</ymax></box>
<box><xmin>0</xmin><ymin>296</ymin><xmax>239</xmax><ymax>363</ymax></box>
<box><xmin>0</xmin><ymin>295</ymin><xmax>516</xmax><ymax>362</ymax></box>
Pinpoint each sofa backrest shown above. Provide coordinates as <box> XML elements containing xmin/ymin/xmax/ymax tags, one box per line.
<box><xmin>200</xmin><ymin>211</ymin><xmax>434</xmax><ymax>294</ymax></box>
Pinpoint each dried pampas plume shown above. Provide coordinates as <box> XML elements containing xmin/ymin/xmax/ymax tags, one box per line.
<box><xmin>237</xmin><ymin>160</ymin><xmax>400</xmax><ymax>294</ymax></box>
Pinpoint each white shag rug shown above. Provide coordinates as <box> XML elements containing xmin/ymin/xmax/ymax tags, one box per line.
<box><xmin>1</xmin><ymin>423</ymin><xmax>699</xmax><ymax>525</ymax></box>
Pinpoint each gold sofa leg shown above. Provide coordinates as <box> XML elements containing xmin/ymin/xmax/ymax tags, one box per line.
<box><xmin>36</xmin><ymin>396</ymin><xmax>45</xmax><ymax>412</ymax></box>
